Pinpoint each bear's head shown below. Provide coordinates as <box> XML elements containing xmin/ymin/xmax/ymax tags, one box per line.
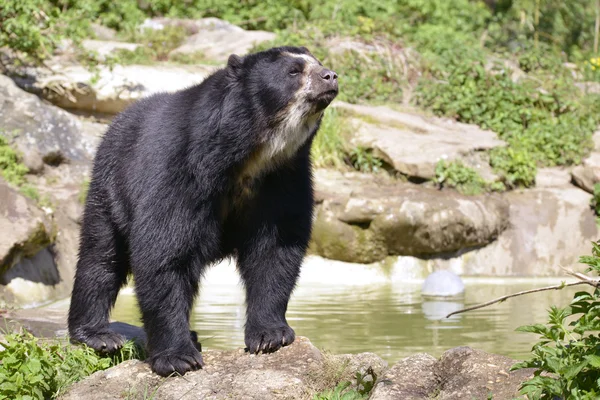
<box><xmin>227</xmin><ymin>46</ymin><xmax>338</xmax><ymax>160</ymax></box>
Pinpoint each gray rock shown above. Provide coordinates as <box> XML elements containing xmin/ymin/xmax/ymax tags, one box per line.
<box><xmin>571</xmin><ymin>152</ymin><xmax>600</xmax><ymax>193</ymax></box>
<box><xmin>21</xmin><ymin>149</ymin><xmax>45</xmax><ymax>175</ymax></box>
<box><xmin>333</xmin><ymin>102</ymin><xmax>506</xmax><ymax>180</ymax></box>
<box><xmin>81</xmin><ymin>39</ymin><xmax>140</xmax><ymax>61</ymax></box>
<box><xmin>310</xmin><ymin>170</ymin><xmax>510</xmax><ymax>263</ymax></box>
<box><xmin>456</xmin><ymin>187</ymin><xmax>598</xmax><ymax>276</ymax></box>
<box><xmin>0</xmin><ymin>74</ymin><xmax>104</xmax><ymax>164</ymax></box>
<box><xmin>159</xmin><ymin>18</ymin><xmax>276</xmax><ymax>62</ymax></box>
<box><xmin>0</xmin><ymin>178</ymin><xmax>56</xmax><ymax>307</ymax></box>
<box><xmin>59</xmin><ymin>336</ymin><xmax>387</xmax><ymax>400</ymax></box>
<box><xmin>370</xmin><ymin>347</ymin><xmax>534</xmax><ymax>400</ymax></box>
<box><xmin>421</xmin><ymin>270</ymin><xmax>464</xmax><ymax>297</ymax></box>
<box><xmin>369</xmin><ymin>353</ymin><xmax>438</xmax><ymax>400</ymax></box>
<box><xmin>536</xmin><ymin>167</ymin><xmax>573</xmax><ymax>188</ymax></box>
<box><xmin>12</xmin><ymin>64</ymin><xmax>214</xmax><ymax>115</ymax></box>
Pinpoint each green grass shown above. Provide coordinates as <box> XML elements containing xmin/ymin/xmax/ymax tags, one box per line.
<box><xmin>0</xmin><ymin>330</ymin><xmax>143</xmax><ymax>400</ymax></box>
<box><xmin>311</xmin><ymin>108</ymin><xmax>347</xmax><ymax>169</ymax></box>
<box><xmin>0</xmin><ymin>136</ymin><xmax>28</xmax><ymax>186</ymax></box>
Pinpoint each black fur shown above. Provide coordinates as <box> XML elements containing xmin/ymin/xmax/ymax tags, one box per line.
<box><xmin>68</xmin><ymin>46</ymin><xmax>338</xmax><ymax>377</ymax></box>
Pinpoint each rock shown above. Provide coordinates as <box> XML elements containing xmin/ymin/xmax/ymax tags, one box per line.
<box><xmin>81</xmin><ymin>39</ymin><xmax>140</xmax><ymax>61</ymax></box>
<box><xmin>446</xmin><ymin>187</ymin><xmax>598</xmax><ymax>276</ymax></box>
<box><xmin>59</xmin><ymin>336</ymin><xmax>387</xmax><ymax>400</ymax></box>
<box><xmin>571</xmin><ymin>152</ymin><xmax>600</xmax><ymax>193</ymax></box>
<box><xmin>91</xmin><ymin>24</ymin><xmax>117</xmax><ymax>41</ymax></box>
<box><xmin>370</xmin><ymin>353</ymin><xmax>438</xmax><ymax>400</ymax></box>
<box><xmin>310</xmin><ymin>170</ymin><xmax>510</xmax><ymax>263</ymax></box>
<box><xmin>145</xmin><ymin>18</ymin><xmax>276</xmax><ymax>62</ymax></box>
<box><xmin>333</xmin><ymin>102</ymin><xmax>506</xmax><ymax>180</ymax></box>
<box><xmin>370</xmin><ymin>347</ymin><xmax>534</xmax><ymax>400</ymax></box>
<box><xmin>594</xmin><ymin>130</ymin><xmax>600</xmax><ymax>151</ymax></box>
<box><xmin>0</xmin><ymin>178</ymin><xmax>56</xmax><ymax>307</ymax></box>
<box><xmin>12</xmin><ymin>64</ymin><xmax>214</xmax><ymax>115</ymax></box>
<box><xmin>421</xmin><ymin>270</ymin><xmax>464</xmax><ymax>297</ymax></box>
<box><xmin>0</xmin><ymin>74</ymin><xmax>104</xmax><ymax>164</ymax></box>
<box><xmin>21</xmin><ymin>149</ymin><xmax>45</xmax><ymax>175</ymax></box>
<box><xmin>536</xmin><ymin>167</ymin><xmax>573</xmax><ymax>188</ymax></box>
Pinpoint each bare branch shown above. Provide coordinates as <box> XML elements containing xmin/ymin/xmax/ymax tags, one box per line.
<box><xmin>445</xmin><ymin>273</ymin><xmax>600</xmax><ymax>319</ymax></box>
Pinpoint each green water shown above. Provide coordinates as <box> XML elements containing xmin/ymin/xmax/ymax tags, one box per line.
<box><xmin>110</xmin><ymin>276</ymin><xmax>579</xmax><ymax>363</ymax></box>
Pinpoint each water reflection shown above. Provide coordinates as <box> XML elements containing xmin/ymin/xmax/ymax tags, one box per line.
<box><xmin>109</xmin><ymin>273</ymin><xmax>579</xmax><ymax>364</ymax></box>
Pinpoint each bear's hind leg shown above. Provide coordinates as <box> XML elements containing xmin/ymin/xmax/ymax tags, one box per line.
<box><xmin>68</xmin><ymin>214</ymin><xmax>129</xmax><ymax>353</ymax></box>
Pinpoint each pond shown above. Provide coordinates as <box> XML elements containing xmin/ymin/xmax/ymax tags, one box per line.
<box><xmin>103</xmin><ymin>257</ymin><xmax>580</xmax><ymax>363</ymax></box>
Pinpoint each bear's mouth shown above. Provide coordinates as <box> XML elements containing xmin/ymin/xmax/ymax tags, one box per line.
<box><xmin>313</xmin><ymin>89</ymin><xmax>338</xmax><ymax>111</ymax></box>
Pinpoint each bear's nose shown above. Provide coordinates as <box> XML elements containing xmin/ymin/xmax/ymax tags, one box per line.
<box><xmin>320</xmin><ymin>69</ymin><xmax>338</xmax><ymax>82</ymax></box>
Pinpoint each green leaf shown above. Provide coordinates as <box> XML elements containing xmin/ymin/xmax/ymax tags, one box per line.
<box><xmin>585</xmin><ymin>355</ymin><xmax>600</xmax><ymax>368</ymax></box>
<box><xmin>516</xmin><ymin>324</ymin><xmax>549</xmax><ymax>335</ymax></box>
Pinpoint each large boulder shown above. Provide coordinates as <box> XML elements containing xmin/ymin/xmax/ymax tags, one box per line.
<box><xmin>11</xmin><ymin>64</ymin><xmax>214</xmax><ymax>115</ymax></box>
<box><xmin>458</xmin><ymin>187</ymin><xmax>598</xmax><ymax>276</ymax></box>
<box><xmin>376</xmin><ymin>186</ymin><xmax>598</xmax><ymax>276</ymax></box>
<box><xmin>370</xmin><ymin>347</ymin><xmax>533</xmax><ymax>400</ymax></box>
<box><xmin>59</xmin><ymin>336</ymin><xmax>386</xmax><ymax>400</ymax></box>
<box><xmin>310</xmin><ymin>170</ymin><xmax>510</xmax><ymax>263</ymax></box>
<box><xmin>149</xmin><ymin>18</ymin><xmax>276</xmax><ymax>62</ymax></box>
<box><xmin>0</xmin><ymin>179</ymin><xmax>57</xmax><ymax>306</ymax></box>
<box><xmin>333</xmin><ymin>102</ymin><xmax>506</xmax><ymax>181</ymax></box>
<box><xmin>0</xmin><ymin>74</ymin><xmax>104</xmax><ymax>164</ymax></box>
<box><xmin>0</xmin><ymin>76</ymin><xmax>96</xmax><ymax>307</ymax></box>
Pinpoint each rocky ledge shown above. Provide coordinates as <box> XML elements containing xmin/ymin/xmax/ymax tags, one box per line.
<box><xmin>58</xmin><ymin>335</ymin><xmax>533</xmax><ymax>400</ymax></box>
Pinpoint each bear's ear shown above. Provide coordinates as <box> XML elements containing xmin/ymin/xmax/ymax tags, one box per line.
<box><xmin>227</xmin><ymin>54</ymin><xmax>243</xmax><ymax>75</ymax></box>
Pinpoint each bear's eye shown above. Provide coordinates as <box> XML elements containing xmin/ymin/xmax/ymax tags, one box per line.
<box><xmin>288</xmin><ymin>68</ymin><xmax>301</xmax><ymax>76</ymax></box>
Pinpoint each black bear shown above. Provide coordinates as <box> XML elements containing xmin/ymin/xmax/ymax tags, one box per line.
<box><xmin>68</xmin><ymin>46</ymin><xmax>338</xmax><ymax>377</ymax></box>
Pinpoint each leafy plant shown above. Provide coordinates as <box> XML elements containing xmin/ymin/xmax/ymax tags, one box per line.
<box><xmin>434</xmin><ymin>160</ymin><xmax>489</xmax><ymax>195</ymax></box>
<box><xmin>312</xmin><ymin>381</ymin><xmax>367</xmax><ymax>400</ymax></box>
<box><xmin>512</xmin><ymin>241</ymin><xmax>600</xmax><ymax>399</ymax></box>
<box><xmin>0</xmin><ymin>136</ymin><xmax>28</xmax><ymax>186</ymax></box>
<box><xmin>347</xmin><ymin>147</ymin><xmax>383</xmax><ymax>174</ymax></box>
<box><xmin>0</xmin><ymin>330</ymin><xmax>143</xmax><ymax>399</ymax></box>
<box><xmin>489</xmin><ymin>147</ymin><xmax>537</xmax><ymax>189</ymax></box>
<box><xmin>591</xmin><ymin>183</ymin><xmax>600</xmax><ymax>219</ymax></box>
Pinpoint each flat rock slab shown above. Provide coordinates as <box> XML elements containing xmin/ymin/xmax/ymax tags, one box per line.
<box><xmin>59</xmin><ymin>336</ymin><xmax>386</xmax><ymax>400</ymax></box>
<box><xmin>0</xmin><ymin>74</ymin><xmax>104</xmax><ymax>164</ymax></box>
<box><xmin>334</xmin><ymin>102</ymin><xmax>506</xmax><ymax>180</ymax></box>
<box><xmin>311</xmin><ymin>170</ymin><xmax>509</xmax><ymax>263</ymax></box>
<box><xmin>370</xmin><ymin>347</ymin><xmax>533</xmax><ymax>400</ymax></box>
<box><xmin>13</xmin><ymin>64</ymin><xmax>215</xmax><ymax>115</ymax></box>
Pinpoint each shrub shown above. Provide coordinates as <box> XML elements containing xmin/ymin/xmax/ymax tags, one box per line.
<box><xmin>434</xmin><ymin>160</ymin><xmax>489</xmax><ymax>195</ymax></box>
<box><xmin>0</xmin><ymin>330</ymin><xmax>143</xmax><ymax>400</ymax></box>
<box><xmin>512</xmin><ymin>242</ymin><xmax>600</xmax><ymax>399</ymax></box>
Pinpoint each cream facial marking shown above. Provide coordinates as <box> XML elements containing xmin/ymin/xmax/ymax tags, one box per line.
<box><xmin>234</xmin><ymin>51</ymin><xmax>325</xmax><ymax>188</ymax></box>
<box><xmin>281</xmin><ymin>52</ymin><xmax>319</xmax><ymax>66</ymax></box>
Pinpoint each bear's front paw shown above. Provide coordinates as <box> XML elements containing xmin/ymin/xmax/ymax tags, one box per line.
<box><xmin>245</xmin><ymin>324</ymin><xmax>295</xmax><ymax>354</ymax></box>
<box><xmin>148</xmin><ymin>346</ymin><xmax>204</xmax><ymax>377</ymax></box>
<box><xmin>70</xmin><ymin>328</ymin><xmax>125</xmax><ymax>354</ymax></box>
